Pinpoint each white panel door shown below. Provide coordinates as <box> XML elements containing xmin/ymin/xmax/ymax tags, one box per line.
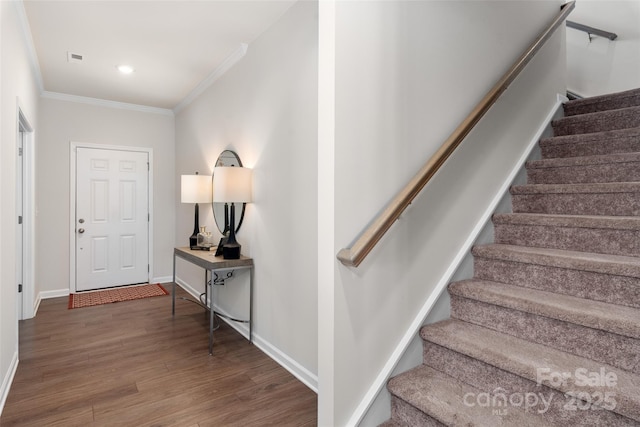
<box><xmin>75</xmin><ymin>148</ymin><xmax>149</xmax><ymax>291</ymax></box>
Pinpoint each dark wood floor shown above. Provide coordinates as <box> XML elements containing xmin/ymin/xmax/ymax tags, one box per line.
<box><xmin>0</xmin><ymin>285</ymin><xmax>317</xmax><ymax>426</ymax></box>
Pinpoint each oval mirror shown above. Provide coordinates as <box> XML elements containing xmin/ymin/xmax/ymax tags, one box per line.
<box><xmin>212</xmin><ymin>150</ymin><xmax>246</xmax><ymax>235</ymax></box>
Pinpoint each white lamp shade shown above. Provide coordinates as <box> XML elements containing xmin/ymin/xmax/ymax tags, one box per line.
<box><xmin>213</xmin><ymin>167</ymin><xmax>252</xmax><ymax>203</ymax></box>
<box><xmin>181</xmin><ymin>174</ymin><xmax>212</xmax><ymax>203</ymax></box>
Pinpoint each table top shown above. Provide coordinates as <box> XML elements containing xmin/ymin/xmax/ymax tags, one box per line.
<box><xmin>174</xmin><ymin>247</ymin><xmax>253</xmax><ymax>270</ymax></box>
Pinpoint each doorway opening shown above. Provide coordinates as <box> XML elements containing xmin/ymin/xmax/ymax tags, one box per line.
<box><xmin>17</xmin><ymin>108</ymin><xmax>35</xmax><ymax>320</ymax></box>
<box><xmin>69</xmin><ymin>142</ymin><xmax>153</xmax><ymax>292</ymax></box>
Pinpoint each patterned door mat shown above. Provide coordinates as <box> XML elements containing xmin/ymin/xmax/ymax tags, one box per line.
<box><xmin>68</xmin><ymin>283</ymin><xmax>169</xmax><ymax>309</ymax></box>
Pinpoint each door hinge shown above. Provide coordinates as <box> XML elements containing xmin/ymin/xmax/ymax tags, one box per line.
<box><xmin>18</xmin><ymin>284</ymin><xmax>22</xmax><ymax>293</ymax></box>
<box><xmin>147</xmin><ymin>162</ymin><xmax>150</xmax><ymax>171</ymax></box>
<box><xmin>18</xmin><ymin>216</ymin><xmax>23</xmax><ymax>224</ymax></box>
<box><xmin>148</xmin><ymin>213</ymin><xmax>150</xmax><ymax>222</ymax></box>
<box><xmin>18</xmin><ymin>148</ymin><xmax>23</xmax><ymax>156</ymax></box>
<box><xmin>148</xmin><ymin>264</ymin><xmax>150</xmax><ymax>273</ymax></box>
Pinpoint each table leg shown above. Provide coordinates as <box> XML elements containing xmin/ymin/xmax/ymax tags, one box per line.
<box><xmin>172</xmin><ymin>252</ymin><xmax>176</xmax><ymax>315</ymax></box>
<box><xmin>249</xmin><ymin>266</ymin><xmax>254</xmax><ymax>343</ymax></box>
<box><xmin>204</xmin><ymin>270</ymin><xmax>209</xmax><ymax>312</ymax></box>
<box><xmin>209</xmin><ymin>269</ymin><xmax>214</xmax><ymax>355</ymax></box>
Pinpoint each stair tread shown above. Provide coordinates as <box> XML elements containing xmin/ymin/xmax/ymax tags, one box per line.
<box><xmin>420</xmin><ymin>320</ymin><xmax>640</xmax><ymax>421</ymax></box>
<box><xmin>527</xmin><ymin>152</ymin><xmax>640</xmax><ymax>169</ymax></box>
<box><xmin>388</xmin><ymin>364</ymin><xmax>553</xmax><ymax>427</ymax></box>
<box><xmin>540</xmin><ymin>127</ymin><xmax>640</xmax><ymax>148</ymax></box>
<box><xmin>511</xmin><ymin>181</ymin><xmax>640</xmax><ymax>194</ymax></box>
<box><xmin>565</xmin><ymin>88</ymin><xmax>640</xmax><ymax>105</ymax></box>
<box><xmin>493</xmin><ymin>212</ymin><xmax>640</xmax><ymax>230</ymax></box>
<box><xmin>449</xmin><ymin>279</ymin><xmax>640</xmax><ymax>339</ymax></box>
<box><xmin>493</xmin><ymin>213</ymin><xmax>640</xmax><ymax>230</ymax></box>
<box><xmin>472</xmin><ymin>244</ymin><xmax>640</xmax><ymax>278</ymax></box>
<box><xmin>564</xmin><ymin>88</ymin><xmax>640</xmax><ymax>115</ymax></box>
<box><xmin>555</xmin><ymin>104</ymin><xmax>640</xmax><ymax>120</ymax></box>
<box><xmin>552</xmin><ymin>105</ymin><xmax>640</xmax><ymax>136</ymax></box>
<box><xmin>378</xmin><ymin>420</ymin><xmax>404</xmax><ymax>427</ymax></box>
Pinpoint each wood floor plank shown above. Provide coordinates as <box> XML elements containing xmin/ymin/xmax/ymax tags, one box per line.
<box><xmin>0</xmin><ymin>285</ymin><xmax>317</xmax><ymax>426</ymax></box>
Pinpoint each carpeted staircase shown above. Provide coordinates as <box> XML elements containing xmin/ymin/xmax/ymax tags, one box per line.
<box><xmin>383</xmin><ymin>88</ymin><xmax>640</xmax><ymax>426</ymax></box>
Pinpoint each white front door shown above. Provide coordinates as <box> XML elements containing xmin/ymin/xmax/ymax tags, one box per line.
<box><xmin>75</xmin><ymin>147</ymin><xmax>149</xmax><ymax>291</ymax></box>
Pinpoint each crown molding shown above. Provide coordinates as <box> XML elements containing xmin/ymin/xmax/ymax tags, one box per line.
<box><xmin>41</xmin><ymin>91</ymin><xmax>174</xmax><ymax>116</ymax></box>
<box><xmin>15</xmin><ymin>0</ymin><xmax>44</xmax><ymax>92</ymax></box>
<box><xmin>173</xmin><ymin>43</ymin><xmax>249</xmax><ymax>114</ymax></box>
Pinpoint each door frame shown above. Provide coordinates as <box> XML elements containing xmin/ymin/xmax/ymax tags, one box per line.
<box><xmin>17</xmin><ymin>106</ymin><xmax>35</xmax><ymax>319</ymax></box>
<box><xmin>69</xmin><ymin>142</ymin><xmax>154</xmax><ymax>292</ymax></box>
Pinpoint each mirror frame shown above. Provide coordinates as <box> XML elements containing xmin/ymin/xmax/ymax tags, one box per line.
<box><xmin>212</xmin><ymin>150</ymin><xmax>246</xmax><ymax>235</ymax></box>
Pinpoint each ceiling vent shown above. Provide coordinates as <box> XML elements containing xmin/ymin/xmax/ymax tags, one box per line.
<box><xmin>67</xmin><ymin>52</ymin><xmax>84</xmax><ymax>63</ymax></box>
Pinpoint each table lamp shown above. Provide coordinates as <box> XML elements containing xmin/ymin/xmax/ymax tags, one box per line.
<box><xmin>181</xmin><ymin>172</ymin><xmax>213</xmax><ymax>249</ymax></box>
<box><xmin>213</xmin><ymin>166</ymin><xmax>252</xmax><ymax>259</ymax></box>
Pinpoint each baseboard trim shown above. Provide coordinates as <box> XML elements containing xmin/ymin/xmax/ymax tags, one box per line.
<box><xmin>348</xmin><ymin>95</ymin><xmax>567</xmax><ymax>426</ymax></box>
<box><xmin>240</xmin><ymin>319</ymin><xmax>318</xmax><ymax>393</ymax></box>
<box><xmin>39</xmin><ymin>289</ymin><xmax>70</xmax><ymax>300</ymax></box>
<box><xmin>152</xmin><ymin>276</ymin><xmax>173</xmax><ymax>285</ymax></box>
<box><xmin>0</xmin><ymin>350</ymin><xmax>19</xmax><ymax>417</ymax></box>
<box><xmin>32</xmin><ymin>293</ymin><xmax>42</xmax><ymax>317</ymax></box>
<box><xmin>34</xmin><ymin>289</ymin><xmax>68</xmax><ymax>317</ymax></box>
<box><xmin>174</xmin><ymin>277</ymin><xmax>318</xmax><ymax>393</ymax></box>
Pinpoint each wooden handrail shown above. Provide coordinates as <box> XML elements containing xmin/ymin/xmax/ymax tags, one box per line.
<box><xmin>337</xmin><ymin>1</ymin><xmax>575</xmax><ymax>267</ymax></box>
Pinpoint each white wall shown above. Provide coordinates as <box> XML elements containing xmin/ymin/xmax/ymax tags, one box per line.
<box><xmin>0</xmin><ymin>0</ymin><xmax>40</xmax><ymax>412</ymax></box>
<box><xmin>174</xmin><ymin>1</ymin><xmax>318</xmax><ymax>388</ymax></box>
<box><xmin>318</xmin><ymin>1</ymin><xmax>567</xmax><ymax>425</ymax></box>
<box><xmin>567</xmin><ymin>0</ymin><xmax>640</xmax><ymax>96</ymax></box>
<box><xmin>36</xmin><ymin>97</ymin><xmax>175</xmax><ymax>296</ymax></box>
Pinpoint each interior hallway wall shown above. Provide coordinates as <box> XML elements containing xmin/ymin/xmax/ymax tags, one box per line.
<box><xmin>36</xmin><ymin>97</ymin><xmax>175</xmax><ymax>296</ymax></box>
<box><xmin>0</xmin><ymin>0</ymin><xmax>40</xmax><ymax>412</ymax></box>
<box><xmin>174</xmin><ymin>1</ymin><xmax>319</xmax><ymax>387</ymax></box>
<box><xmin>567</xmin><ymin>0</ymin><xmax>640</xmax><ymax>97</ymax></box>
<box><xmin>319</xmin><ymin>1</ymin><xmax>567</xmax><ymax>424</ymax></box>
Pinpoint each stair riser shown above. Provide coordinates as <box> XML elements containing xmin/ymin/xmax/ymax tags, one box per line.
<box><xmin>494</xmin><ymin>224</ymin><xmax>640</xmax><ymax>257</ymax></box>
<box><xmin>473</xmin><ymin>257</ymin><xmax>640</xmax><ymax>309</ymax></box>
<box><xmin>450</xmin><ymin>296</ymin><xmax>640</xmax><ymax>375</ymax></box>
<box><xmin>540</xmin><ymin>128</ymin><xmax>640</xmax><ymax>159</ymax></box>
<box><xmin>553</xmin><ymin>108</ymin><xmax>640</xmax><ymax>136</ymax></box>
<box><xmin>511</xmin><ymin>193</ymin><xmax>640</xmax><ymax>216</ymax></box>
<box><xmin>541</xmin><ymin>139</ymin><xmax>640</xmax><ymax>159</ymax></box>
<box><xmin>390</xmin><ymin>397</ymin><xmax>445</xmax><ymax>427</ymax></box>
<box><xmin>564</xmin><ymin>94</ymin><xmax>640</xmax><ymax>116</ymax></box>
<box><xmin>527</xmin><ymin>162</ymin><xmax>640</xmax><ymax>184</ymax></box>
<box><xmin>422</xmin><ymin>342</ymin><xmax>637</xmax><ymax>426</ymax></box>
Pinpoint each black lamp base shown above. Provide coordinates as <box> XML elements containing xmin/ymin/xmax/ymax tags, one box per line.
<box><xmin>189</xmin><ymin>233</ymin><xmax>199</xmax><ymax>250</ymax></box>
<box><xmin>189</xmin><ymin>202</ymin><xmax>200</xmax><ymax>250</ymax></box>
<box><xmin>222</xmin><ymin>202</ymin><xmax>242</xmax><ymax>259</ymax></box>
<box><xmin>222</xmin><ymin>242</ymin><xmax>241</xmax><ymax>259</ymax></box>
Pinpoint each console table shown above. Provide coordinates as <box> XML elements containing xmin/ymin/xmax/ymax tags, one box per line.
<box><xmin>172</xmin><ymin>246</ymin><xmax>254</xmax><ymax>354</ymax></box>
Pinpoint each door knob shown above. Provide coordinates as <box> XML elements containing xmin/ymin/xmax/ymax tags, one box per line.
<box><xmin>78</xmin><ymin>228</ymin><xmax>85</xmax><ymax>234</ymax></box>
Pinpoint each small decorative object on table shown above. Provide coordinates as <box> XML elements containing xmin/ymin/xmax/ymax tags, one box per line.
<box><xmin>215</xmin><ymin>237</ymin><xmax>228</xmax><ymax>256</ymax></box>
<box><xmin>196</xmin><ymin>226</ymin><xmax>214</xmax><ymax>250</ymax></box>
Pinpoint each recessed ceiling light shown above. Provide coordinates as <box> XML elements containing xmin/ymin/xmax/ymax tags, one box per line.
<box><xmin>117</xmin><ymin>65</ymin><xmax>135</xmax><ymax>75</ymax></box>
